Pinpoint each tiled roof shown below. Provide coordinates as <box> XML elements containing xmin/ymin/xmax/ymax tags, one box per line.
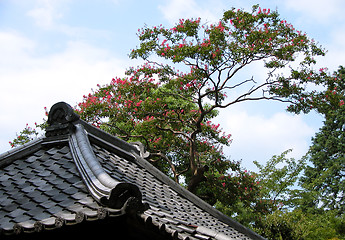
<box><xmin>0</xmin><ymin>102</ymin><xmax>265</xmax><ymax>240</ymax></box>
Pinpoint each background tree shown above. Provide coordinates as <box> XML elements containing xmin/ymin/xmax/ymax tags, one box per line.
<box><xmin>232</xmin><ymin>149</ymin><xmax>345</xmax><ymax>240</ymax></box>
<box><xmin>253</xmin><ymin>67</ymin><xmax>345</xmax><ymax>239</ymax></box>
<box><xmin>253</xmin><ymin>149</ymin><xmax>306</xmax><ymax>210</ymax></box>
<box><xmin>290</xmin><ymin>66</ymin><xmax>345</xmax><ymax>214</ymax></box>
<box><xmin>215</xmin><ymin>150</ymin><xmax>305</xmax><ymax>228</ymax></box>
<box><xmin>255</xmin><ymin>209</ymin><xmax>345</xmax><ymax>240</ymax></box>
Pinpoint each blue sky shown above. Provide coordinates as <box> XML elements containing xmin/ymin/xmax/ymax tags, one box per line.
<box><xmin>1</xmin><ymin>0</ymin><xmax>345</xmax><ymax>171</ymax></box>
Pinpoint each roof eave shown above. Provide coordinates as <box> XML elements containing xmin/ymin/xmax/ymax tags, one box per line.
<box><xmin>0</xmin><ymin>138</ymin><xmax>43</xmax><ymax>168</ymax></box>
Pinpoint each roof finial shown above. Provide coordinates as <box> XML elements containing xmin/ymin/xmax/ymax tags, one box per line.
<box><xmin>45</xmin><ymin>102</ymin><xmax>80</xmax><ymax>137</ymax></box>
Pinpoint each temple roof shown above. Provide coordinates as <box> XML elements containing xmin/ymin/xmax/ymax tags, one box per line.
<box><xmin>0</xmin><ymin>102</ymin><xmax>264</xmax><ymax>240</ymax></box>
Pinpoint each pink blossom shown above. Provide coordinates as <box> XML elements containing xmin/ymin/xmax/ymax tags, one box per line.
<box><xmin>136</xmin><ymin>100</ymin><xmax>143</xmax><ymax>106</ymax></box>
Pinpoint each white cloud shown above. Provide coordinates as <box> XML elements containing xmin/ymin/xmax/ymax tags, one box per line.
<box><xmin>27</xmin><ymin>7</ymin><xmax>60</xmax><ymax>28</ymax></box>
<box><xmin>283</xmin><ymin>0</ymin><xmax>345</xmax><ymax>24</ymax></box>
<box><xmin>26</xmin><ymin>0</ymin><xmax>69</xmax><ymax>28</ymax></box>
<box><xmin>0</xmin><ymin>31</ymin><xmax>36</xmax><ymax>67</ymax></box>
<box><xmin>215</xmin><ymin>105</ymin><xmax>317</xmax><ymax>170</ymax></box>
<box><xmin>158</xmin><ymin>0</ymin><xmax>226</xmax><ymax>24</ymax></box>
<box><xmin>319</xmin><ymin>28</ymin><xmax>345</xmax><ymax>71</ymax></box>
<box><xmin>25</xmin><ymin>0</ymin><xmax>114</xmax><ymax>42</ymax></box>
<box><xmin>0</xmin><ymin>32</ymin><xmax>127</xmax><ymax>153</ymax></box>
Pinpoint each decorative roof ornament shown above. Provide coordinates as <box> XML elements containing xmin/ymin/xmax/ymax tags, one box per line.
<box><xmin>45</xmin><ymin>102</ymin><xmax>80</xmax><ymax>137</ymax></box>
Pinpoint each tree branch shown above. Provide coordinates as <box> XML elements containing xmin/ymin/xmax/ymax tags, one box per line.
<box><xmin>155</xmin><ymin>125</ymin><xmax>192</xmax><ymax>141</ymax></box>
<box><xmin>150</xmin><ymin>152</ymin><xmax>179</xmax><ymax>183</ymax></box>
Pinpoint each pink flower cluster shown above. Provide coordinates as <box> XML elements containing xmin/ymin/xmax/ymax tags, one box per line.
<box><xmin>171</xmin><ymin>18</ymin><xmax>201</xmax><ymax>32</ymax></box>
<box><xmin>206</xmin><ymin>120</ymin><xmax>220</xmax><ymax>132</ymax></box>
<box><xmin>257</xmin><ymin>7</ymin><xmax>270</xmax><ymax>15</ymax></box>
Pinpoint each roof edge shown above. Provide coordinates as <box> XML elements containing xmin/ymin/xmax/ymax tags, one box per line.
<box><xmin>77</xmin><ymin>119</ymin><xmax>265</xmax><ymax>239</ymax></box>
<box><xmin>130</xmin><ymin>151</ymin><xmax>266</xmax><ymax>240</ymax></box>
<box><xmin>0</xmin><ymin>138</ymin><xmax>43</xmax><ymax>168</ymax></box>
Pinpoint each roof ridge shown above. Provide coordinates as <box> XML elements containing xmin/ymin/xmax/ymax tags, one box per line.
<box><xmin>69</xmin><ymin>123</ymin><xmax>146</xmax><ymax>212</ymax></box>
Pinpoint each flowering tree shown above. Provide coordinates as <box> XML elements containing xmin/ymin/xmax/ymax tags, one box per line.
<box><xmin>121</xmin><ymin>5</ymin><xmax>324</xmax><ymax>191</ymax></box>
<box><xmin>77</xmin><ymin>73</ymin><xmax>234</xmax><ymax>193</ymax></box>
<box><xmin>77</xmin><ymin>5</ymin><xmax>325</xmax><ymax>194</ymax></box>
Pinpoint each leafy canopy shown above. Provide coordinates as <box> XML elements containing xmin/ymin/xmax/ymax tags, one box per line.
<box><xmin>131</xmin><ymin>4</ymin><xmax>325</xmax><ymax>111</ymax></box>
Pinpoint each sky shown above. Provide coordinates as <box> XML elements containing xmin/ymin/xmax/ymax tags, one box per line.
<box><xmin>1</xmin><ymin>0</ymin><xmax>345</xmax><ymax>171</ymax></box>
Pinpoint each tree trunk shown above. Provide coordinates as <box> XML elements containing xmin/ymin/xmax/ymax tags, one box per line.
<box><xmin>187</xmin><ymin>119</ymin><xmax>208</xmax><ymax>193</ymax></box>
<box><xmin>187</xmin><ymin>165</ymin><xmax>209</xmax><ymax>193</ymax></box>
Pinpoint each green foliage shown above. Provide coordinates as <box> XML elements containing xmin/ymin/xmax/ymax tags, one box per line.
<box><xmin>254</xmin><ymin>149</ymin><xmax>306</xmax><ymax>209</ymax></box>
<box><xmin>291</xmin><ymin>66</ymin><xmax>345</xmax><ymax>214</ymax></box>
<box><xmin>214</xmin><ymin>149</ymin><xmax>345</xmax><ymax>240</ymax></box>
<box><xmin>302</xmin><ymin>106</ymin><xmax>345</xmax><ymax>214</ymax></box>
<box><xmin>213</xmin><ymin>150</ymin><xmax>305</xmax><ymax>228</ymax></box>
<box><xmin>255</xmin><ymin>210</ymin><xmax>345</xmax><ymax>240</ymax></box>
<box><xmin>249</xmin><ymin>150</ymin><xmax>345</xmax><ymax>240</ymax></box>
